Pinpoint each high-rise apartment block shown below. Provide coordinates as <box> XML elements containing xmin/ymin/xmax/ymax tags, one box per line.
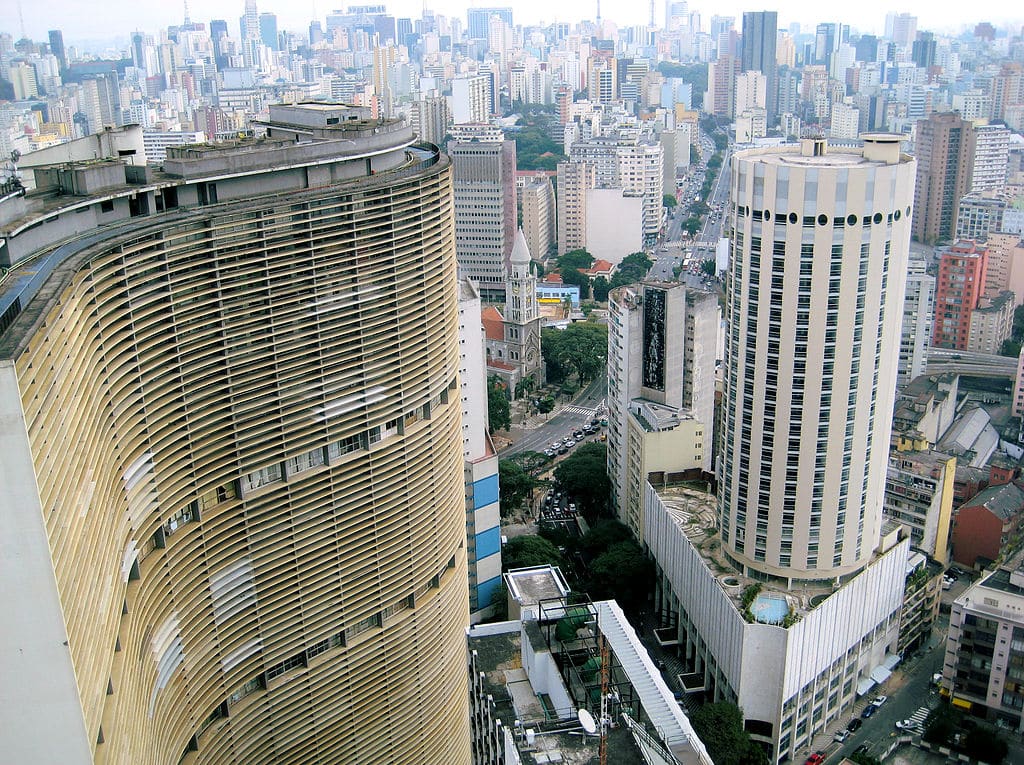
<box><xmin>899</xmin><ymin>256</ymin><xmax>935</xmax><ymax>388</ymax></box>
<box><xmin>720</xmin><ymin>135</ymin><xmax>915</xmax><ymax>579</ymax></box>
<box><xmin>913</xmin><ymin>111</ymin><xmax>976</xmax><ymax>245</ymax></box>
<box><xmin>449</xmin><ymin>124</ymin><xmax>517</xmax><ymax>300</ymax></box>
<box><xmin>933</xmin><ymin>240</ymin><xmax>989</xmax><ymax>350</ymax></box>
<box><xmin>556</xmin><ymin>161</ymin><xmax>595</xmax><ymax>255</ymax></box>
<box><xmin>607</xmin><ymin>282</ymin><xmax>717</xmax><ymax>537</ymax></box>
<box><xmin>971</xmin><ymin>123</ymin><xmax>1011</xmax><ymax>193</ymax></box>
<box><xmin>519</xmin><ymin>174</ymin><xmax>556</xmax><ymax>262</ymax></box>
<box><xmin>451</xmin><ymin>74</ymin><xmax>491</xmax><ymax>124</ymax></box>
<box><xmin>0</xmin><ymin>104</ymin><xmax>472</xmax><ymax>764</ymax></box>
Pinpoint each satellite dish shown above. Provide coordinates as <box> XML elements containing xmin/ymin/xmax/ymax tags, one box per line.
<box><xmin>578</xmin><ymin>709</ymin><xmax>597</xmax><ymax>735</ymax></box>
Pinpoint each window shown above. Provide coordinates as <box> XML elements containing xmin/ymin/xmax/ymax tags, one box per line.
<box><xmin>241</xmin><ymin>463</ymin><xmax>283</xmax><ymax>493</ymax></box>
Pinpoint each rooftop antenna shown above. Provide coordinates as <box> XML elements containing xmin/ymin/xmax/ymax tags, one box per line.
<box><xmin>183</xmin><ymin>0</ymin><xmax>191</xmax><ymax>25</ymax></box>
<box><xmin>596</xmin><ymin>0</ymin><xmax>602</xmax><ymax>26</ymax></box>
<box><xmin>649</xmin><ymin>0</ymin><xmax>655</xmax><ymax>27</ymax></box>
<box><xmin>16</xmin><ymin>0</ymin><xmax>26</xmax><ymax>40</ymax></box>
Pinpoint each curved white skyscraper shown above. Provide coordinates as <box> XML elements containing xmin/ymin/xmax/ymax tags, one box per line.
<box><xmin>719</xmin><ymin>135</ymin><xmax>916</xmax><ymax>582</ymax></box>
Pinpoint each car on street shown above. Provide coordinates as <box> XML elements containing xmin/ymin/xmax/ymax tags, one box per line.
<box><xmin>544</xmin><ymin>449</ymin><xmax>555</xmax><ymax>458</ymax></box>
<box><xmin>847</xmin><ymin>718</ymin><xmax>863</xmax><ymax>732</ymax></box>
<box><xmin>834</xmin><ymin>729</ymin><xmax>849</xmax><ymax>743</ymax></box>
<box><xmin>871</xmin><ymin>695</ymin><xmax>888</xmax><ymax>708</ymax></box>
<box><xmin>804</xmin><ymin>753</ymin><xmax>824</xmax><ymax>765</ymax></box>
<box><xmin>566</xmin><ymin>440</ymin><xmax>576</xmax><ymax>448</ymax></box>
<box><xmin>895</xmin><ymin>719</ymin><xmax>920</xmax><ymax>731</ymax></box>
<box><xmin>860</xmin><ymin>704</ymin><xmax>877</xmax><ymax>719</ymax></box>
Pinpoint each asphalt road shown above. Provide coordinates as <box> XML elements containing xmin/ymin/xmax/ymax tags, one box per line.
<box><xmin>925</xmin><ymin>346</ymin><xmax>1018</xmax><ymax>379</ymax></box>
<box><xmin>501</xmin><ymin>376</ymin><xmax>608</xmax><ymax>457</ymax></box>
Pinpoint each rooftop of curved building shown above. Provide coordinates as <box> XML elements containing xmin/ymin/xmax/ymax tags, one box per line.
<box><xmin>734</xmin><ymin>135</ymin><xmax>914</xmax><ymax>168</ymax></box>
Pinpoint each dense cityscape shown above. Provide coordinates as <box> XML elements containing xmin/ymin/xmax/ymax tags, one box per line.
<box><xmin>2</xmin><ymin>3</ymin><xmax>1024</xmax><ymax>765</ymax></box>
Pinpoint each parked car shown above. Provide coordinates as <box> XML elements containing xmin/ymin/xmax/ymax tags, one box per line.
<box><xmin>895</xmin><ymin>719</ymin><xmax>919</xmax><ymax>731</ymax></box>
<box><xmin>565</xmin><ymin>440</ymin><xmax>576</xmax><ymax>448</ymax></box>
<box><xmin>860</xmin><ymin>705</ymin><xmax>877</xmax><ymax>719</ymax></box>
<box><xmin>847</xmin><ymin>718</ymin><xmax>863</xmax><ymax>732</ymax></box>
<box><xmin>804</xmin><ymin>754</ymin><xmax>825</xmax><ymax>765</ymax></box>
<box><xmin>871</xmin><ymin>695</ymin><xmax>888</xmax><ymax>708</ymax></box>
<box><xmin>834</xmin><ymin>729</ymin><xmax>850</xmax><ymax>743</ymax></box>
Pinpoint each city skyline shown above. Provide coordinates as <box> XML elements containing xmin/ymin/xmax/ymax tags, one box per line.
<box><xmin>14</xmin><ymin>1</ymin><xmax>1024</xmax><ymax>49</ymax></box>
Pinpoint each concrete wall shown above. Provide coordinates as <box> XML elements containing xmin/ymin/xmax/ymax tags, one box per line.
<box><xmin>585</xmin><ymin>188</ymin><xmax>642</xmax><ymax>265</ymax></box>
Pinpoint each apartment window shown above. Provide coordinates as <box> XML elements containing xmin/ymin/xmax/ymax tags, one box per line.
<box><xmin>241</xmin><ymin>463</ymin><xmax>283</xmax><ymax>493</ymax></box>
<box><xmin>266</xmin><ymin>652</ymin><xmax>307</xmax><ymax>681</ymax></box>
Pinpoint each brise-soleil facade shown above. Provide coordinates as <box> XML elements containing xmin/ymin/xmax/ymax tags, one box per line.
<box><xmin>0</xmin><ymin>104</ymin><xmax>472</xmax><ymax>765</ymax></box>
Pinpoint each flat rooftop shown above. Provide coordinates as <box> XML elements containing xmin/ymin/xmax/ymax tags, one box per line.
<box><xmin>654</xmin><ymin>485</ymin><xmax>841</xmax><ymax>622</ymax></box>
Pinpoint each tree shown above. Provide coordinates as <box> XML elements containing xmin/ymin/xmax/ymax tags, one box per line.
<box><xmin>923</xmin><ymin>702</ymin><xmax>958</xmax><ymax>746</ymax></box>
<box><xmin>498</xmin><ymin>459</ymin><xmax>539</xmax><ymax>516</ymax></box>
<box><xmin>515</xmin><ymin>376</ymin><xmax>537</xmax><ymax>399</ymax></box>
<box><xmin>964</xmin><ymin>727</ymin><xmax>1008</xmax><ymax>763</ymax></box>
<box><xmin>700</xmin><ymin>258</ymin><xmax>716</xmax><ymax>276</ymax></box>
<box><xmin>592</xmin><ymin>275</ymin><xmax>611</xmax><ymax>302</ymax></box>
<box><xmin>587</xmin><ymin>540</ymin><xmax>654</xmax><ymax>609</ymax></box>
<box><xmin>1000</xmin><ymin>338</ymin><xmax>1021</xmax><ymax>358</ymax></box>
<box><xmin>690</xmin><ymin>702</ymin><xmax>767</xmax><ymax>765</ymax></box>
<box><xmin>560</xmin><ymin>267</ymin><xmax>591</xmax><ymax>296</ymax></box>
<box><xmin>502</xmin><ymin>535</ymin><xmax>564</xmax><ymax>570</ymax></box>
<box><xmin>663</xmin><ymin>193</ymin><xmax>678</xmax><ymax>208</ymax></box>
<box><xmin>542</xmin><ymin>329</ymin><xmax>569</xmax><ymax>383</ymax></box>
<box><xmin>554</xmin><ymin>441</ymin><xmax>612</xmax><ymax>519</ymax></box>
<box><xmin>558</xmin><ymin>249</ymin><xmax>595</xmax><ymax>271</ymax></box>
<box><xmin>547</xmin><ymin>321</ymin><xmax>607</xmax><ymax>382</ymax></box>
<box><xmin>683</xmin><ymin>216</ymin><xmax>702</xmax><ymax>237</ymax></box>
<box><xmin>487</xmin><ymin>375</ymin><xmax>511</xmax><ymax>433</ymax></box>
<box><xmin>610</xmin><ymin>251</ymin><xmax>655</xmax><ymax>289</ymax></box>
<box><xmin>537</xmin><ymin>395</ymin><xmax>556</xmax><ymax>414</ymax></box>
<box><xmin>580</xmin><ymin>519</ymin><xmax>634</xmax><ymax>558</ymax></box>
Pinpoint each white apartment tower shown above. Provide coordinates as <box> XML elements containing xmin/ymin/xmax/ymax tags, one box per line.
<box><xmin>451</xmin><ymin>75</ymin><xmax>491</xmax><ymax>124</ymax></box>
<box><xmin>719</xmin><ymin>136</ymin><xmax>917</xmax><ymax>581</ymax></box>
<box><xmin>899</xmin><ymin>257</ymin><xmax>934</xmax><ymax>388</ymax></box>
<box><xmin>519</xmin><ymin>175</ymin><xmax>556</xmax><ymax>262</ymax></box>
<box><xmin>972</xmin><ymin>123</ymin><xmax>1011</xmax><ymax>193</ymax></box>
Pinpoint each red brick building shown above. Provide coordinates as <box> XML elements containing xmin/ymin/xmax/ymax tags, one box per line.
<box><xmin>951</xmin><ymin>481</ymin><xmax>1024</xmax><ymax>568</ymax></box>
<box><xmin>933</xmin><ymin>241</ymin><xmax>989</xmax><ymax>350</ymax></box>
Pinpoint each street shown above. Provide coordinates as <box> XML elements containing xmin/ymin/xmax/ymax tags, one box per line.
<box><xmin>501</xmin><ymin>376</ymin><xmax>608</xmax><ymax>457</ymax></box>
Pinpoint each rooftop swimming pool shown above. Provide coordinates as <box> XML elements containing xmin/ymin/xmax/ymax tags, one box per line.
<box><xmin>752</xmin><ymin>594</ymin><xmax>789</xmax><ymax>624</ymax></box>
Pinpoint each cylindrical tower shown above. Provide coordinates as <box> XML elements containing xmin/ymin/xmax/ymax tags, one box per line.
<box><xmin>718</xmin><ymin>135</ymin><xmax>916</xmax><ymax>582</ymax></box>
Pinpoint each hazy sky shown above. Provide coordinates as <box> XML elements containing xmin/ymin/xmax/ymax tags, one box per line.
<box><xmin>13</xmin><ymin>0</ymin><xmax>1024</xmax><ymax>48</ymax></box>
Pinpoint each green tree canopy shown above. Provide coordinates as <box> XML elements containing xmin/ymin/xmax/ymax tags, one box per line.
<box><xmin>587</xmin><ymin>540</ymin><xmax>654</xmax><ymax>610</ymax></box>
<box><xmin>488</xmin><ymin>375</ymin><xmax>511</xmax><ymax>433</ymax></box>
<box><xmin>964</xmin><ymin>726</ymin><xmax>1008</xmax><ymax>763</ymax></box>
<box><xmin>502</xmin><ymin>535</ymin><xmax>564</xmax><ymax>570</ymax></box>
<box><xmin>559</xmin><ymin>267</ymin><xmax>591</xmax><ymax>295</ymax></box>
<box><xmin>700</xmin><ymin>258</ymin><xmax>716</xmax><ymax>276</ymax></box>
<box><xmin>498</xmin><ymin>458</ymin><xmax>539</xmax><ymax>516</ymax></box>
<box><xmin>554</xmin><ymin>441</ymin><xmax>611</xmax><ymax>519</ymax></box>
<box><xmin>610</xmin><ymin>251</ymin><xmax>655</xmax><ymax>289</ymax></box>
<box><xmin>689</xmin><ymin>702</ymin><xmax>767</xmax><ymax>765</ymax></box>
<box><xmin>544</xmin><ymin>321</ymin><xmax>608</xmax><ymax>383</ymax></box>
<box><xmin>592</xmin><ymin>275</ymin><xmax>611</xmax><ymax>302</ymax></box>
<box><xmin>580</xmin><ymin>519</ymin><xmax>634</xmax><ymax>558</ymax></box>
<box><xmin>558</xmin><ymin>249</ymin><xmax>595</xmax><ymax>271</ymax></box>
<box><xmin>663</xmin><ymin>193</ymin><xmax>678</xmax><ymax>208</ymax></box>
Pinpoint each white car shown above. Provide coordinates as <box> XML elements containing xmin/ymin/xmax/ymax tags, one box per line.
<box><xmin>871</xmin><ymin>695</ymin><xmax>888</xmax><ymax>708</ymax></box>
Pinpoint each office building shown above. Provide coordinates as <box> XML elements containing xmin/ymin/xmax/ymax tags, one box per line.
<box><xmin>607</xmin><ymin>282</ymin><xmax>717</xmax><ymax>536</ymax></box>
<box><xmin>913</xmin><ymin>112</ymin><xmax>976</xmax><ymax>246</ymax></box>
<box><xmin>740</xmin><ymin>11</ymin><xmax>778</xmax><ymax>123</ymax></box>
<box><xmin>899</xmin><ymin>257</ymin><xmax>934</xmax><ymax>388</ymax></box>
<box><xmin>449</xmin><ymin>124</ymin><xmax>517</xmax><ymax>300</ymax></box>
<box><xmin>884</xmin><ymin>449</ymin><xmax>956</xmax><ymax>564</ymax></box>
<box><xmin>47</xmin><ymin>29</ymin><xmax>67</xmax><ymax>72</ymax></box>
<box><xmin>706</xmin><ymin>54</ymin><xmax>739</xmax><ymax>118</ymax></box>
<box><xmin>720</xmin><ymin>135</ymin><xmax>915</xmax><ymax>579</ymax></box>
<box><xmin>968</xmin><ymin>290</ymin><xmax>1016</xmax><ymax>354</ymax></box>
<box><xmin>410</xmin><ymin>93</ymin><xmax>449</xmax><ymax>145</ymax></box>
<box><xmin>458</xmin><ymin>281</ymin><xmax>502</xmax><ymax>621</ymax></box>
<box><xmin>519</xmin><ymin>174</ymin><xmax>556</xmax><ymax>263</ymax></box>
<box><xmin>944</xmin><ymin>557</ymin><xmax>1024</xmax><ymax>731</ymax></box>
<box><xmin>466</xmin><ymin>7</ymin><xmax>512</xmax><ymax>42</ymax></box>
<box><xmin>556</xmin><ymin>161</ymin><xmax>595</xmax><ymax>255</ymax></box>
<box><xmin>0</xmin><ymin>103</ymin><xmax>472</xmax><ymax>764</ymax></box>
<box><xmin>259</xmin><ymin>13</ymin><xmax>278</xmax><ymax>51</ymax></box>
<box><xmin>933</xmin><ymin>241</ymin><xmax>989</xmax><ymax>350</ymax></box>
<box><xmin>142</xmin><ymin>129</ymin><xmax>205</xmax><ymax>164</ymax></box>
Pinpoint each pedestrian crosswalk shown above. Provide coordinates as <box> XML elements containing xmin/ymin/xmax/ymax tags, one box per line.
<box><xmin>563</xmin><ymin>404</ymin><xmax>598</xmax><ymax>416</ymax></box>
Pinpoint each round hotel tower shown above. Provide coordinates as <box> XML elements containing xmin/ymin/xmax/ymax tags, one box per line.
<box><xmin>718</xmin><ymin>135</ymin><xmax>916</xmax><ymax>583</ymax></box>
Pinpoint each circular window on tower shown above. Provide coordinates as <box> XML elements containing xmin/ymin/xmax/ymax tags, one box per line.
<box><xmin>764</xmin><ymin>210</ymin><xmax>771</xmax><ymax>222</ymax></box>
<box><xmin>847</xmin><ymin>214</ymin><xmax>857</xmax><ymax>226</ymax></box>
<box><xmin>873</xmin><ymin>212</ymin><xmax>883</xmax><ymax>224</ymax></box>
<box><xmin>894</xmin><ymin>209</ymin><xmax>902</xmax><ymax>221</ymax></box>
<box><xmin>817</xmin><ymin>213</ymin><xmax>829</xmax><ymax>226</ymax></box>
<box><xmin>789</xmin><ymin>212</ymin><xmax>798</xmax><ymax>224</ymax></box>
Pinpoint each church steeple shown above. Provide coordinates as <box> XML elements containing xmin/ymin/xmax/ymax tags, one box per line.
<box><xmin>506</xmin><ymin>229</ymin><xmax>538</xmax><ymax>325</ymax></box>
